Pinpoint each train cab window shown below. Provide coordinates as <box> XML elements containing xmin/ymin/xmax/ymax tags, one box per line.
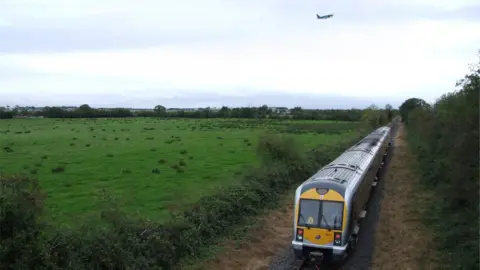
<box><xmin>320</xmin><ymin>201</ymin><xmax>344</xmax><ymax>230</ymax></box>
<box><xmin>298</xmin><ymin>199</ymin><xmax>320</xmax><ymax>227</ymax></box>
<box><xmin>298</xmin><ymin>199</ymin><xmax>343</xmax><ymax>230</ymax></box>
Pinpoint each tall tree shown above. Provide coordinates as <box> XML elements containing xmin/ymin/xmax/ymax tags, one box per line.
<box><xmin>154</xmin><ymin>105</ymin><xmax>167</xmax><ymax>116</ymax></box>
<box><xmin>398</xmin><ymin>98</ymin><xmax>428</xmax><ymax>124</ymax></box>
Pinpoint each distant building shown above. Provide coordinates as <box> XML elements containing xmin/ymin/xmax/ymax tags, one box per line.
<box><xmin>60</xmin><ymin>106</ymin><xmax>77</xmax><ymax>112</ymax></box>
<box><xmin>166</xmin><ymin>108</ymin><xmax>199</xmax><ymax>112</ymax></box>
<box><xmin>127</xmin><ymin>108</ymin><xmax>154</xmax><ymax>113</ymax></box>
<box><xmin>269</xmin><ymin>107</ymin><xmax>289</xmax><ymax>114</ymax></box>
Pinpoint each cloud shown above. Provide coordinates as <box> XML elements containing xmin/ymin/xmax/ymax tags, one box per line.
<box><xmin>2</xmin><ymin>0</ymin><xmax>479</xmax><ymax>53</ymax></box>
<box><xmin>0</xmin><ymin>0</ymin><xmax>479</xmax><ymax>108</ymax></box>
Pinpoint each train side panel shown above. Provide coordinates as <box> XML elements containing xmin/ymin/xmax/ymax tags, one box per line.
<box><xmin>349</xmin><ymin>127</ymin><xmax>391</xmax><ymax>239</ymax></box>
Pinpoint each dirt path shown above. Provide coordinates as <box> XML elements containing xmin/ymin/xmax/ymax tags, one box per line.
<box><xmin>370</xmin><ymin>124</ymin><xmax>438</xmax><ymax>270</ymax></box>
<box><xmin>184</xmin><ymin>195</ymin><xmax>295</xmax><ymax>270</ymax></box>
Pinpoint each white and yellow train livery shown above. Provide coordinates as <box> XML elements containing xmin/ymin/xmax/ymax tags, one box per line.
<box><xmin>292</xmin><ymin>126</ymin><xmax>392</xmax><ymax>264</ymax></box>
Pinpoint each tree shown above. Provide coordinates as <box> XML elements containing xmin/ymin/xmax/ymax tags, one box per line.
<box><xmin>361</xmin><ymin>104</ymin><xmax>387</xmax><ymax>129</ymax></box>
<box><xmin>217</xmin><ymin>106</ymin><xmax>230</xmax><ymax>118</ymax></box>
<box><xmin>0</xmin><ymin>107</ymin><xmax>13</xmax><ymax>119</ymax></box>
<box><xmin>154</xmin><ymin>105</ymin><xmax>166</xmax><ymax>116</ymax></box>
<box><xmin>385</xmin><ymin>104</ymin><xmax>393</xmax><ymax>121</ymax></box>
<box><xmin>290</xmin><ymin>106</ymin><xmax>303</xmax><ymax>119</ymax></box>
<box><xmin>78</xmin><ymin>104</ymin><xmax>94</xmax><ymax>117</ymax></box>
<box><xmin>398</xmin><ymin>98</ymin><xmax>429</xmax><ymax>124</ymax></box>
<box><xmin>79</xmin><ymin>104</ymin><xmax>91</xmax><ymax>111</ymax></box>
<box><xmin>256</xmin><ymin>105</ymin><xmax>270</xmax><ymax>118</ymax></box>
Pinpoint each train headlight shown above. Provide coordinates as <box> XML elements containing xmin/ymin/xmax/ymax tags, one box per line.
<box><xmin>316</xmin><ymin>188</ymin><xmax>329</xmax><ymax>195</ymax></box>
<box><xmin>334</xmin><ymin>232</ymin><xmax>342</xmax><ymax>246</ymax></box>
<box><xmin>296</xmin><ymin>228</ymin><xmax>304</xmax><ymax>241</ymax></box>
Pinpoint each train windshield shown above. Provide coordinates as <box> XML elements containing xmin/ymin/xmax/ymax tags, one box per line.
<box><xmin>298</xmin><ymin>199</ymin><xmax>343</xmax><ymax>230</ymax></box>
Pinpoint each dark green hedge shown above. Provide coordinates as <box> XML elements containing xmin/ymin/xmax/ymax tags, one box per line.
<box><xmin>402</xmin><ymin>53</ymin><xmax>479</xmax><ymax>270</ymax></box>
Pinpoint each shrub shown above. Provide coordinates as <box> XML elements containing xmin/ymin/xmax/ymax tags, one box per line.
<box><xmin>0</xmin><ymin>175</ymin><xmax>45</xmax><ymax>269</ymax></box>
<box><xmin>121</xmin><ymin>168</ymin><xmax>132</xmax><ymax>174</ymax></box>
<box><xmin>52</xmin><ymin>166</ymin><xmax>65</xmax><ymax>173</ymax></box>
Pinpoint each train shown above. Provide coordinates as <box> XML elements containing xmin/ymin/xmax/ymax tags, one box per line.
<box><xmin>291</xmin><ymin>125</ymin><xmax>393</xmax><ymax>264</ymax></box>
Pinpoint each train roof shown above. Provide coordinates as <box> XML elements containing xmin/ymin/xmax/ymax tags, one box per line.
<box><xmin>300</xmin><ymin>126</ymin><xmax>390</xmax><ymax>195</ymax></box>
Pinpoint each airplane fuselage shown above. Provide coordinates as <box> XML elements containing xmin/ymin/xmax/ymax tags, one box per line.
<box><xmin>316</xmin><ymin>14</ymin><xmax>333</xmax><ymax>19</ymax></box>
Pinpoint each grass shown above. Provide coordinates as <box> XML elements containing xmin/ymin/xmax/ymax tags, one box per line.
<box><xmin>371</xmin><ymin>124</ymin><xmax>439</xmax><ymax>270</ymax></box>
<box><xmin>0</xmin><ymin>117</ymin><xmax>362</xmax><ymax>224</ymax></box>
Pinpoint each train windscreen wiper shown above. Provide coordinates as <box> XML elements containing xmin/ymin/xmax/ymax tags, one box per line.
<box><xmin>320</xmin><ymin>214</ymin><xmax>332</xmax><ymax>231</ymax></box>
<box><xmin>299</xmin><ymin>213</ymin><xmax>311</xmax><ymax>229</ymax></box>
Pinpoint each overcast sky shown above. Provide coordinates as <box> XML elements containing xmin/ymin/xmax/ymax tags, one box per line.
<box><xmin>1</xmin><ymin>0</ymin><xmax>479</xmax><ymax>109</ymax></box>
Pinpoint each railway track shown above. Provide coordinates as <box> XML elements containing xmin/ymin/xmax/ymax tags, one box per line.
<box><xmin>293</xmin><ymin>253</ymin><xmax>341</xmax><ymax>270</ymax></box>
<box><xmin>293</xmin><ymin>122</ymin><xmax>399</xmax><ymax>270</ymax></box>
<box><xmin>294</xmin><ymin>258</ymin><xmax>340</xmax><ymax>270</ymax></box>
<box><xmin>294</xmin><ymin>258</ymin><xmax>320</xmax><ymax>270</ymax></box>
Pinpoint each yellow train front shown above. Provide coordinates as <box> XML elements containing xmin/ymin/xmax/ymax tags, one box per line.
<box><xmin>292</xmin><ymin>126</ymin><xmax>392</xmax><ymax>264</ymax></box>
<box><xmin>292</xmin><ymin>185</ymin><xmax>348</xmax><ymax>263</ymax></box>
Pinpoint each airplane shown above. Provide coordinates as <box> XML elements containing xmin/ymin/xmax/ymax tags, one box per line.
<box><xmin>316</xmin><ymin>14</ymin><xmax>333</xmax><ymax>19</ymax></box>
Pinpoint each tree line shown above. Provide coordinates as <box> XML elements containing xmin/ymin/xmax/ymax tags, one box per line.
<box><xmin>1</xmin><ymin>103</ymin><xmax>396</xmax><ymax>122</ymax></box>
<box><xmin>399</xmin><ymin>51</ymin><xmax>479</xmax><ymax>269</ymax></box>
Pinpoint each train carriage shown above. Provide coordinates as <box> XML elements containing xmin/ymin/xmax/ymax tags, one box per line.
<box><xmin>292</xmin><ymin>126</ymin><xmax>392</xmax><ymax>264</ymax></box>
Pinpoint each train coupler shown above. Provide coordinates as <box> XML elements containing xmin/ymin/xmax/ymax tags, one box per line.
<box><xmin>309</xmin><ymin>251</ymin><xmax>324</xmax><ymax>263</ymax></box>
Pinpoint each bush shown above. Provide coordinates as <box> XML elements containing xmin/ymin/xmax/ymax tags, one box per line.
<box><xmin>0</xmin><ymin>175</ymin><xmax>45</xmax><ymax>269</ymax></box>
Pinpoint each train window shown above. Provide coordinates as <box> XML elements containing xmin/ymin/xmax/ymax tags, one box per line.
<box><xmin>320</xmin><ymin>201</ymin><xmax>344</xmax><ymax>230</ymax></box>
<box><xmin>298</xmin><ymin>199</ymin><xmax>320</xmax><ymax>227</ymax></box>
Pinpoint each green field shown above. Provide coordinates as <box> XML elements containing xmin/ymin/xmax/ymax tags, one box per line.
<box><xmin>0</xmin><ymin>118</ymin><xmax>362</xmax><ymax>223</ymax></box>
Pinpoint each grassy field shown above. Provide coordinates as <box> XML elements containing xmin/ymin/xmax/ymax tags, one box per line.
<box><xmin>0</xmin><ymin>118</ymin><xmax>362</xmax><ymax>223</ymax></box>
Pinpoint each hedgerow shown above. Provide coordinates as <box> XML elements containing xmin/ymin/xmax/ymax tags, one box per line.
<box><xmin>0</xmin><ymin>132</ymin><xmax>366</xmax><ymax>269</ymax></box>
<box><xmin>401</xmin><ymin>51</ymin><xmax>479</xmax><ymax>270</ymax></box>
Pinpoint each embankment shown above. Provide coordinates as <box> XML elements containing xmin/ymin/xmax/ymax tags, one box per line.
<box><xmin>370</xmin><ymin>123</ymin><xmax>438</xmax><ymax>269</ymax></box>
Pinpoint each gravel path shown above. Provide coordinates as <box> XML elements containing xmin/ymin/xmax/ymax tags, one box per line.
<box><xmin>269</xmin><ymin>123</ymin><xmax>399</xmax><ymax>270</ymax></box>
